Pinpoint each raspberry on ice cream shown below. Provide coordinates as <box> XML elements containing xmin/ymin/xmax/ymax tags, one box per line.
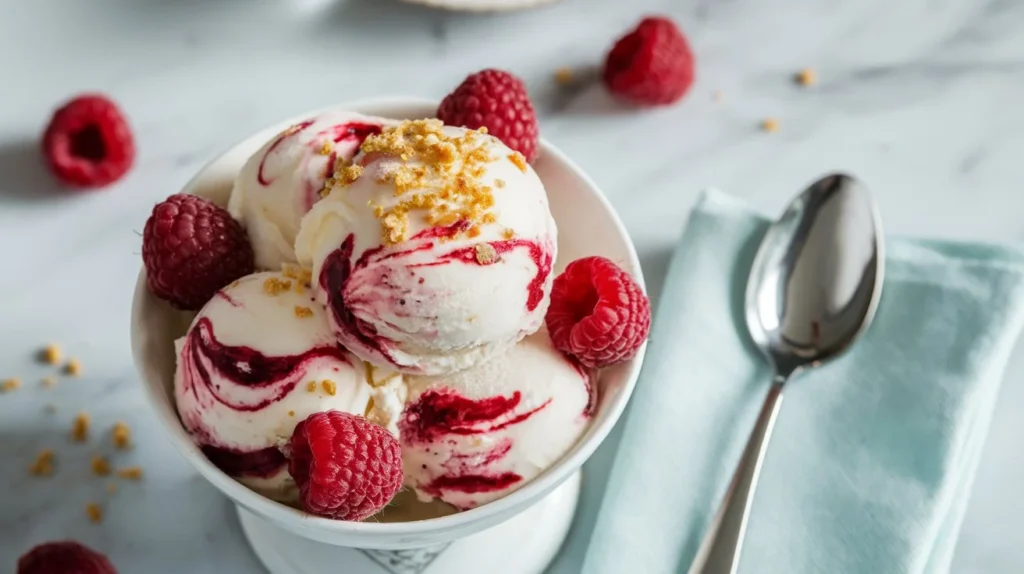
<box><xmin>174</xmin><ymin>270</ymin><xmax>402</xmax><ymax>503</ymax></box>
<box><xmin>143</xmin><ymin>194</ymin><xmax>255</xmax><ymax>310</ymax></box>
<box><xmin>289</xmin><ymin>410</ymin><xmax>403</xmax><ymax>520</ymax></box>
<box><xmin>229</xmin><ymin>111</ymin><xmax>394</xmax><ymax>270</ymax></box>
<box><xmin>546</xmin><ymin>256</ymin><xmax>651</xmax><ymax>368</ymax></box>
<box><xmin>295</xmin><ymin>119</ymin><xmax>557</xmax><ymax>376</ymax></box>
<box><xmin>603</xmin><ymin>16</ymin><xmax>695</xmax><ymax>107</ymax></box>
<box><xmin>437</xmin><ymin>69</ymin><xmax>540</xmax><ymax>163</ymax></box>
<box><xmin>42</xmin><ymin>94</ymin><xmax>134</xmax><ymax>189</ymax></box>
<box><xmin>17</xmin><ymin>540</ymin><xmax>117</xmax><ymax>574</ymax></box>
<box><xmin>400</xmin><ymin>329</ymin><xmax>591</xmax><ymax>510</ymax></box>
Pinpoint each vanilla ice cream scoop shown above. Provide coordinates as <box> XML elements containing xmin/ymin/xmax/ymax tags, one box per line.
<box><xmin>295</xmin><ymin>119</ymin><xmax>557</xmax><ymax>376</ymax></box>
<box><xmin>173</xmin><ymin>270</ymin><xmax>400</xmax><ymax>503</ymax></box>
<box><xmin>399</xmin><ymin>329</ymin><xmax>592</xmax><ymax>510</ymax></box>
<box><xmin>229</xmin><ymin>111</ymin><xmax>394</xmax><ymax>271</ymax></box>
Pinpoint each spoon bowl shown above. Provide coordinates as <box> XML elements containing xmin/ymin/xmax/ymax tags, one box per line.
<box><xmin>745</xmin><ymin>173</ymin><xmax>884</xmax><ymax>376</ymax></box>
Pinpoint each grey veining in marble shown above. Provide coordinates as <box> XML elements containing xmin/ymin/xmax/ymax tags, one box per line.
<box><xmin>3</xmin><ymin>0</ymin><xmax>1024</xmax><ymax>571</ymax></box>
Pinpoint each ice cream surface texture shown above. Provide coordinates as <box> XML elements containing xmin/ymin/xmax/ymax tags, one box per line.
<box><xmin>295</xmin><ymin>119</ymin><xmax>557</xmax><ymax>376</ymax></box>
<box><xmin>399</xmin><ymin>329</ymin><xmax>591</xmax><ymax>510</ymax></box>
<box><xmin>228</xmin><ymin>111</ymin><xmax>393</xmax><ymax>270</ymax></box>
<box><xmin>173</xmin><ymin>270</ymin><xmax>397</xmax><ymax>503</ymax></box>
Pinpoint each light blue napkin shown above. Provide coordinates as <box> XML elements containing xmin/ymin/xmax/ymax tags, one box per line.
<box><xmin>579</xmin><ymin>190</ymin><xmax>1024</xmax><ymax>574</ymax></box>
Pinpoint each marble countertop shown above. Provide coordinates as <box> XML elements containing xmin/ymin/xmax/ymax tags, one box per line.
<box><xmin>2</xmin><ymin>0</ymin><xmax>1023</xmax><ymax>571</ymax></box>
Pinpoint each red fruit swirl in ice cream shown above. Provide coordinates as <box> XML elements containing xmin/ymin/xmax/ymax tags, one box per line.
<box><xmin>177</xmin><ymin>317</ymin><xmax>350</xmax><ymax>477</ymax></box>
<box><xmin>318</xmin><ymin>228</ymin><xmax>553</xmax><ymax>370</ymax></box>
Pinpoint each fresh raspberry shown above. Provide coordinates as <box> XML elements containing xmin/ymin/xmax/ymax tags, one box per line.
<box><xmin>437</xmin><ymin>69</ymin><xmax>540</xmax><ymax>162</ymax></box>
<box><xmin>546</xmin><ymin>256</ymin><xmax>651</xmax><ymax>368</ymax></box>
<box><xmin>603</xmin><ymin>16</ymin><xmax>695</xmax><ymax>107</ymax></box>
<box><xmin>18</xmin><ymin>541</ymin><xmax>117</xmax><ymax>574</ymax></box>
<box><xmin>142</xmin><ymin>194</ymin><xmax>254</xmax><ymax>310</ymax></box>
<box><xmin>288</xmin><ymin>411</ymin><xmax>403</xmax><ymax>521</ymax></box>
<box><xmin>42</xmin><ymin>94</ymin><xmax>135</xmax><ymax>189</ymax></box>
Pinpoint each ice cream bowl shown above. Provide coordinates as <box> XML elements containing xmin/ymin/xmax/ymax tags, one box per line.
<box><xmin>131</xmin><ymin>97</ymin><xmax>647</xmax><ymax>573</ymax></box>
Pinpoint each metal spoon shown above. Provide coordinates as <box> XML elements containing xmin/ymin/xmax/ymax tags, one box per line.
<box><xmin>688</xmin><ymin>173</ymin><xmax>885</xmax><ymax>574</ymax></box>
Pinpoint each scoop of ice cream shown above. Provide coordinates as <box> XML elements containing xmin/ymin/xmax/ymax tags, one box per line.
<box><xmin>228</xmin><ymin>111</ymin><xmax>393</xmax><ymax>271</ymax></box>
<box><xmin>173</xmin><ymin>270</ymin><xmax>400</xmax><ymax>503</ymax></box>
<box><xmin>399</xmin><ymin>329</ymin><xmax>591</xmax><ymax>510</ymax></box>
<box><xmin>295</xmin><ymin>119</ymin><xmax>557</xmax><ymax>376</ymax></box>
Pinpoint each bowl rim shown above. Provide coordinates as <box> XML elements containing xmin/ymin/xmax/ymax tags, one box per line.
<box><xmin>132</xmin><ymin>95</ymin><xmax>648</xmax><ymax>536</ymax></box>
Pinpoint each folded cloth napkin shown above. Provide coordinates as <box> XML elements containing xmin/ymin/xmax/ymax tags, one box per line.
<box><xmin>579</xmin><ymin>190</ymin><xmax>1024</xmax><ymax>574</ymax></box>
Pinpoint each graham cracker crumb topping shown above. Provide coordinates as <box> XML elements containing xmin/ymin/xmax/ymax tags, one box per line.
<box><xmin>28</xmin><ymin>450</ymin><xmax>55</xmax><ymax>476</ymax></box>
<box><xmin>2</xmin><ymin>378</ymin><xmax>21</xmax><ymax>392</ymax></box>
<box><xmin>327</xmin><ymin>119</ymin><xmax>502</xmax><ymax>245</ymax></box>
<box><xmin>42</xmin><ymin>344</ymin><xmax>62</xmax><ymax>365</ymax></box>
<box><xmin>508</xmin><ymin>152</ymin><xmax>527</xmax><ymax>173</ymax></box>
<box><xmin>72</xmin><ymin>412</ymin><xmax>90</xmax><ymax>442</ymax></box>
<box><xmin>554</xmin><ymin>67</ymin><xmax>574</xmax><ymax>85</ymax></box>
<box><xmin>761</xmin><ymin>118</ymin><xmax>780</xmax><ymax>133</ymax></box>
<box><xmin>322</xmin><ymin>380</ymin><xmax>337</xmax><ymax>396</ymax></box>
<box><xmin>795</xmin><ymin>68</ymin><xmax>816</xmax><ymax>86</ymax></box>
<box><xmin>294</xmin><ymin>306</ymin><xmax>314</xmax><ymax>318</ymax></box>
<box><xmin>117</xmin><ymin>466</ymin><xmax>143</xmax><ymax>480</ymax></box>
<box><xmin>502</xmin><ymin>228</ymin><xmax>516</xmax><ymax>240</ymax></box>
<box><xmin>282</xmin><ymin>264</ymin><xmax>313</xmax><ymax>284</ymax></box>
<box><xmin>319</xmin><ymin>140</ymin><xmax>333</xmax><ymax>155</ymax></box>
<box><xmin>474</xmin><ymin>243</ymin><xmax>498</xmax><ymax>265</ymax></box>
<box><xmin>306</xmin><ymin>381</ymin><xmax>317</xmax><ymax>393</ymax></box>
<box><xmin>112</xmin><ymin>421</ymin><xmax>131</xmax><ymax>449</ymax></box>
<box><xmin>86</xmin><ymin>503</ymin><xmax>103</xmax><ymax>523</ymax></box>
<box><xmin>288</xmin><ymin>410</ymin><xmax>295</xmax><ymax>417</ymax></box>
<box><xmin>91</xmin><ymin>455</ymin><xmax>111</xmax><ymax>476</ymax></box>
<box><xmin>263</xmin><ymin>277</ymin><xmax>292</xmax><ymax>295</ymax></box>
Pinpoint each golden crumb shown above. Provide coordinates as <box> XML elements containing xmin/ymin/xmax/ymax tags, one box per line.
<box><xmin>474</xmin><ymin>243</ymin><xmax>498</xmax><ymax>265</ymax></box>
<box><xmin>795</xmin><ymin>68</ymin><xmax>816</xmax><ymax>86</ymax></box>
<box><xmin>263</xmin><ymin>277</ymin><xmax>292</xmax><ymax>296</ymax></box>
<box><xmin>554</xmin><ymin>67</ymin><xmax>574</xmax><ymax>85</ymax></box>
<box><xmin>494</xmin><ymin>179</ymin><xmax>506</xmax><ymax>189</ymax></box>
<box><xmin>42</xmin><ymin>344</ymin><xmax>62</xmax><ymax>365</ymax></box>
<box><xmin>282</xmin><ymin>264</ymin><xmax>313</xmax><ymax>284</ymax></box>
<box><xmin>28</xmin><ymin>450</ymin><xmax>55</xmax><ymax>476</ymax></box>
<box><xmin>91</xmin><ymin>455</ymin><xmax>111</xmax><ymax>477</ymax></box>
<box><xmin>288</xmin><ymin>410</ymin><xmax>295</xmax><ymax>417</ymax></box>
<box><xmin>508</xmin><ymin>152</ymin><xmax>528</xmax><ymax>173</ymax></box>
<box><xmin>2</xmin><ymin>378</ymin><xmax>21</xmax><ymax>392</ymax></box>
<box><xmin>319</xmin><ymin>140</ymin><xmax>333</xmax><ymax>155</ymax></box>
<box><xmin>306</xmin><ymin>381</ymin><xmax>317</xmax><ymax>393</ymax></box>
<box><xmin>760</xmin><ymin>118</ymin><xmax>780</xmax><ymax>133</ymax></box>
<box><xmin>328</xmin><ymin>119</ymin><xmax>503</xmax><ymax>245</ymax></box>
<box><xmin>86</xmin><ymin>503</ymin><xmax>103</xmax><ymax>523</ymax></box>
<box><xmin>502</xmin><ymin>228</ymin><xmax>516</xmax><ymax>240</ymax></box>
<box><xmin>41</xmin><ymin>376</ymin><xmax>57</xmax><ymax>388</ymax></box>
<box><xmin>71</xmin><ymin>412</ymin><xmax>90</xmax><ymax>442</ymax></box>
<box><xmin>322</xmin><ymin>380</ymin><xmax>337</xmax><ymax>396</ymax></box>
<box><xmin>107</xmin><ymin>483</ymin><xmax>118</xmax><ymax>494</ymax></box>
<box><xmin>65</xmin><ymin>358</ymin><xmax>82</xmax><ymax>377</ymax></box>
<box><xmin>116</xmin><ymin>466</ymin><xmax>143</xmax><ymax>480</ymax></box>
<box><xmin>294</xmin><ymin>306</ymin><xmax>314</xmax><ymax>318</ymax></box>
<box><xmin>364</xmin><ymin>397</ymin><xmax>376</xmax><ymax>417</ymax></box>
<box><xmin>112</xmin><ymin>421</ymin><xmax>131</xmax><ymax>449</ymax></box>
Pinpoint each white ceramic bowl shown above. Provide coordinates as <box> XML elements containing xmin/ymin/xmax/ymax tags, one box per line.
<box><xmin>130</xmin><ymin>97</ymin><xmax>646</xmax><ymax>551</ymax></box>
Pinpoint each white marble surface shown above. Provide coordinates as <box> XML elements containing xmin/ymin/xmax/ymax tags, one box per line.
<box><xmin>2</xmin><ymin>0</ymin><xmax>1023</xmax><ymax>571</ymax></box>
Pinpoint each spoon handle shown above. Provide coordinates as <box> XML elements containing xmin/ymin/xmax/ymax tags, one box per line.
<box><xmin>688</xmin><ymin>380</ymin><xmax>786</xmax><ymax>574</ymax></box>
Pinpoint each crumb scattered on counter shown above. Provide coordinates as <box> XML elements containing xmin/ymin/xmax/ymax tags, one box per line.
<box><xmin>795</xmin><ymin>68</ymin><xmax>816</xmax><ymax>86</ymax></box>
<box><xmin>28</xmin><ymin>450</ymin><xmax>55</xmax><ymax>476</ymax></box>
<box><xmin>112</xmin><ymin>421</ymin><xmax>131</xmax><ymax>449</ymax></box>
<box><xmin>41</xmin><ymin>376</ymin><xmax>57</xmax><ymax>388</ymax></box>
<box><xmin>760</xmin><ymin>118</ymin><xmax>780</xmax><ymax>133</ymax></box>
<box><xmin>41</xmin><ymin>344</ymin><xmax>62</xmax><ymax>365</ymax></box>
<box><xmin>91</xmin><ymin>455</ymin><xmax>111</xmax><ymax>477</ymax></box>
<box><xmin>2</xmin><ymin>378</ymin><xmax>21</xmax><ymax>392</ymax></box>
<box><xmin>86</xmin><ymin>503</ymin><xmax>103</xmax><ymax>523</ymax></box>
<box><xmin>72</xmin><ymin>412</ymin><xmax>90</xmax><ymax>442</ymax></box>
<box><xmin>65</xmin><ymin>358</ymin><xmax>82</xmax><ymax>377</ymax></box>
<box><xmin>554</xmin><ymin>67</ymin><xmax>574</xmax><ymax>86</ymax></box>
<box><xmin>116</xmin><ymin>466</ymin><xmax>143</xmax><ymax>480</ymax></box>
